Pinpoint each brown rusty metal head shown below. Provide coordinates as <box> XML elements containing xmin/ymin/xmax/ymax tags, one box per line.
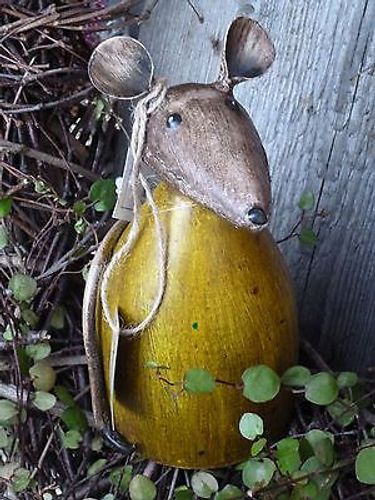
<box><xmin>88</xmin><ymin>17</ymin><xmax>275</xmax><ymax>230</ymax></box>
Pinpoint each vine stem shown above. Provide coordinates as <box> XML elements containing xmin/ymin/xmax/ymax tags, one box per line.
<box><xmin>255</xmin><ymin>457</ymin><xmax>354</xmax><ymax>496</ymax></box>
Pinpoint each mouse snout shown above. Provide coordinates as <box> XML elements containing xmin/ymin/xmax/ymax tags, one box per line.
<box><xmin>246</xmin><ymin>206</ymin><xmax>268</xmax><ymax>227</ymax></box>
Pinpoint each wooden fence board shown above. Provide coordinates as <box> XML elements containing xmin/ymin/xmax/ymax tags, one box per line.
<box><xmin>136</xmin><ymin>0</ymin><xmax>374</xmax><ymax>369</ymax></box>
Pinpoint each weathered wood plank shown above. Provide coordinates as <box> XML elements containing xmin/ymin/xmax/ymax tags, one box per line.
<box><xmin>137</xmin><ymin>0</ymin><xmax>374</xmax><ymax>370</ymax></box>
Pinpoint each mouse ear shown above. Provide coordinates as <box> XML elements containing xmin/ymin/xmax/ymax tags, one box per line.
<box><xmin>88</xmin><ymin>36</ymin><xmax>154</xmax><ymax>99</ymax></box>
<box><xmin>220</xmin><ymin>17</ymin><xmax>275</xmax><ymax>85</ymax></box>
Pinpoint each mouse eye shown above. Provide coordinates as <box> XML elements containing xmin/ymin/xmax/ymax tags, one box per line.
<box><xmin>166</xmin><ymin>113</ymin><xmax>182</xmax><ymax>129</ymax></box>
<box><xmin>225</xmin><ymin>97</ymin><xmax>239</xmax><ymax>111</ymax></box>
<box><xmin>247</xmin><ymin>207</ymin><xmax>268</xmax><ymax>226</ymax></box>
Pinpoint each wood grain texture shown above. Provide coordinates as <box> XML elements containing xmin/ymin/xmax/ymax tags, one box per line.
<box><xmin>137</xmin><ymin>0</ymin><xmax>375</xmax><ymax>370</ymax></box>
<box><xmin>97</xmin><ymin>183</ymin><xmax>298</xmax><ymax>468</ymax></box>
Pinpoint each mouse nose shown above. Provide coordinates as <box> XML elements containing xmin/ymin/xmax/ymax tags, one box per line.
<box><xmin>247</xmin><ymin>207</ymin><xmax>268</xmax><ymax>227</ymax></box>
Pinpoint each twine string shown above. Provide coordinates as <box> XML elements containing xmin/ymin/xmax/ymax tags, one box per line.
<box><xmin>100</xmin><ymin>80</ymin><xmax>167</xmax><ymax>428</ymax></box>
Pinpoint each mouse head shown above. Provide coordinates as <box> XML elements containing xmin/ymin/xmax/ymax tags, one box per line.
<box><xmin>88</xmin><ymin>17</ymin><xmax>275</xmax><ymax>230</ymax></box>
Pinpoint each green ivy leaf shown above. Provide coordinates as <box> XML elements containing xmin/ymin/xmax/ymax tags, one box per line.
<box><xmin>54</xmin><ymin>385</ymin><xmax>75</xmax><ymax>406</ymax></box>
<box><xmin>102</xmin><ymin>495</ymin><xmax>115</xmax><ymax>500</ymax></box>
<box><xmin>183</xmin><ymin>368</ymin><xmax>216</xmax><ymax>394</ymax></box>
<box><xmin>50</xmin><ymin>306</ymin><xmax>65</xmax><ymax>330</ymax></box>
<box><xmin>2</xmin><ymin>325</ymin><xmax>13</xmax><ymax>341</ymax></box>
<box><xmin>21</xmin><ymin>307</ymin><xmax>39</xmax><ymax>328</ymax></box>
<box><xmin>0</xmin><ymin>463</ymin><xmax>19</xmax><ymax>482</ymax></box>
<box><xmin>242</xmin><ymin>365</ymin><xmax>280</xmax><ymax>403</ymax></box>
<box><xmin>355</xmin><ymin>446</ymin><xmax>375</xmax><ymax>485</ymax></box>
<box><xmin>299</xmin><ymin>228</ymin><xmax>318</xmax><ymax>247</ymax></box>
<box><xmin>17</xmin><ymin>347</ymin><xmax>32</xmax><ymax>376</ymax></box>
<box><xmin>129</xmin><ymin>474</ymin><xmax>157</xmax><ymax>500</ymax></box>
<box><xmin>251</xmin><ymin>438</ymin><xmax>267</xmax><ymax>457</ymax></box>
<box><xmin>74</xmin><ymin>217</ymin><xmax>87</xmax><ymax>235</ymax></box>
<box><xmin>290</xmin><ymin>470</ymin><xmax>308</xmax><ymax>488</ymax></box>
<box><xmin>312</xmin><ymin>487</ymin><xmax>334</xmax><ymax>499</ymax></box>
<box><xmin>301</xmin><ymin>456</ymin><xmax>325</xmax><ymax>475</ymax></box>
<box><xmin>61</xmin><ymin>405</ymin><xmax>88</xmax><ymax>432</ymax></box>
<box><xmin>0</xmin><ymin>428</ymin><xmax>9</xmax><ymax>448</ymax></box>
<box><xmin>281</xmin><ymin>366</ymin><xmax>311</xmax><ymax>387</ymax></box>
<box><xmin>88</xmin><ymin>458</ymin><xmax>107</xmax><ymax>476</ymax></box>
<box><xmin>298</xmin><ymin>191</ymin><xmax>315</xmax><ymax>211</ymax></box>
<box><xmin>173</xmin><ymin>486</ymin><xmax>194</xmax><ymax>500</ymax></box>
<box><xmin>291</xmin><ymin>481</ymin><xmax>319</xmax><ymax>500</ymax></box>
<box><xmin>109</xmin><ymin>465</ymin><xmax>133</xmax><ymax>493</ymax></box>
<box><xmin>305</xmin><ymin>373</ymin><xmax>339</xmax><ymax>405</ymax></box>
<box><xmin>300</xmin><ymin>458</ymin><xmax>337</xmax><ymax>497</ymax></box>
<box><xmin>73</xmin><ymin>200</ymin><xmax>87</xmax><ymax>216</ymax></box>
<box><xmin>327</xmin><ymin>398</ymin><xmax>357</xmax><ymax>427</ymax></box>
<box><xmin>0</xmin><ymin>197</ymin><xmax>13</xmax><ymax>218</ymax></box>
<box><xmin>8</xmin><ymin>273</ymin><xmax>37</xmax><ymax>302</ymax></box>
<box><xmin>0</xmin><ymin>400</ymin><xmax>18</xmax><ymax>422</ymax></box>
<box><xmin>25</xmin><ymin>342</ymin><xmax>51</xmax><ymax>361</ymax></box>
<box><xmin>214</xmin><ymin>484</ymin><xmax>243</xmax><ymax>499</ymax></box>
<box><xmin>242</xmin><ymin>458</ymin><xmax>276</xmax><ymax>492</ymax></box>
<box><xmin>305</xmin><ymin>430</ymin><xmax>335</xmax><ymax>467</ymax></box>
<box><xmin>0</xmin><ymin>226</ymin><xmax>8</xmax><ymax>249</ymax></box>
<box><xmin>337</xmin><ymin>371</ymin><xmax>358</xmax><ymax>389</ymax></box>
<box><xmin>11</xmin><ymin>467</ymin><xmax>31</xmax><ymax>493</ymax></box>
<box><xmin>62</xmin><ymin>429</ymin><xmax>82</xmax><ymax>449</ymax></box>
<box><xmin>91</xmin><ymin>435</ymin><xmax>103</xmax><ymax>452</ymax></box>
<box><xmin>89</xmin><ymin>179</ymin><xmax>116</xmax><ymax>212</ymax></box>
<box><xmin>306</xmin><ymin>483</ymin><xmax>321</xmax><ymax>497</ymax></box>
<box><xmin>305</xmin><ymin>429</ymin><xmax>334</xmax><ymax>445</ymax></box>
<box><xmin>191</xmin><ymin>472</ymin><xmax>219</xmax><ymax>498</ymax></box>
<box><xmin>299</xmin><ymin>441</ymin><xmax>320</xmax><ymax>464</ymax></box>
<box><xmin>275</xmin><ymin>437</ymin><xmax>301</xmax><ymax>474</ymax></box>
<box><xmin>33</xmin><ymin>391</ymin><xmax>56</xmax><ymax>411</ymax></box>
<box><xmin>239</xmin><ymin>413</ymin><xmax>263</xmax><ymax>441</ymax></box>
<box><xmin>33</xmin><ymin>180</ymin><xmax>50</xmax><ymax>194</ymax></box>
<box><xmin>29</xmin><ymin>361</ymin><xmax>56</xmax><ymax>392</ymax></box>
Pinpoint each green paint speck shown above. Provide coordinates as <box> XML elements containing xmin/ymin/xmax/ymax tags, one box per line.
<box><xmin>192</xmin><ymin>322</ymin><xmax>199</xmax><ymax>330</ymax></box>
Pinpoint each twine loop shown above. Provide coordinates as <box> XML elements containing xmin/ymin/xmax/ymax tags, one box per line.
<box><xmin>100</xmin><ymin>80</ymin><xmax>167</xmax><ymax>427</ymax></box>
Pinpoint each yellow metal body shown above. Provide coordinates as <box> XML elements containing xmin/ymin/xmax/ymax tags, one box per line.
<box><xmin>96</xmin><ymin>183</ymin><xmax>298</xmax><ymax>468</ymax></box>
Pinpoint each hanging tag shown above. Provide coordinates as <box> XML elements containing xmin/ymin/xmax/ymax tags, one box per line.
<box><xmin>113</xmin><ymin>149</ymin><xmax>138</xmax><ymax>221</ymax></box>
<box><xmin>113</xmin><ymin>149</ymin><xmax>159</xmax><ymax>221</ymax></box>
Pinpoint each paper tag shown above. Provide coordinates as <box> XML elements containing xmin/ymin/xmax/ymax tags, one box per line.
<box><xmin>113</xmin><ymin>149</ymin><xmax>159</xmax><ymax>221</ymax></box>
<box><xmin>113</xmin><ymin>150</ymin><xmax>137</xmax><ymax>221</ymax></box>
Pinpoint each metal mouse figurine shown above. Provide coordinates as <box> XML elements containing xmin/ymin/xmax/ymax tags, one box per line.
<box><xmin>83</xmin><ymin>17</ymin><xmax>298</xmax><ymax>468</ymax></box>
